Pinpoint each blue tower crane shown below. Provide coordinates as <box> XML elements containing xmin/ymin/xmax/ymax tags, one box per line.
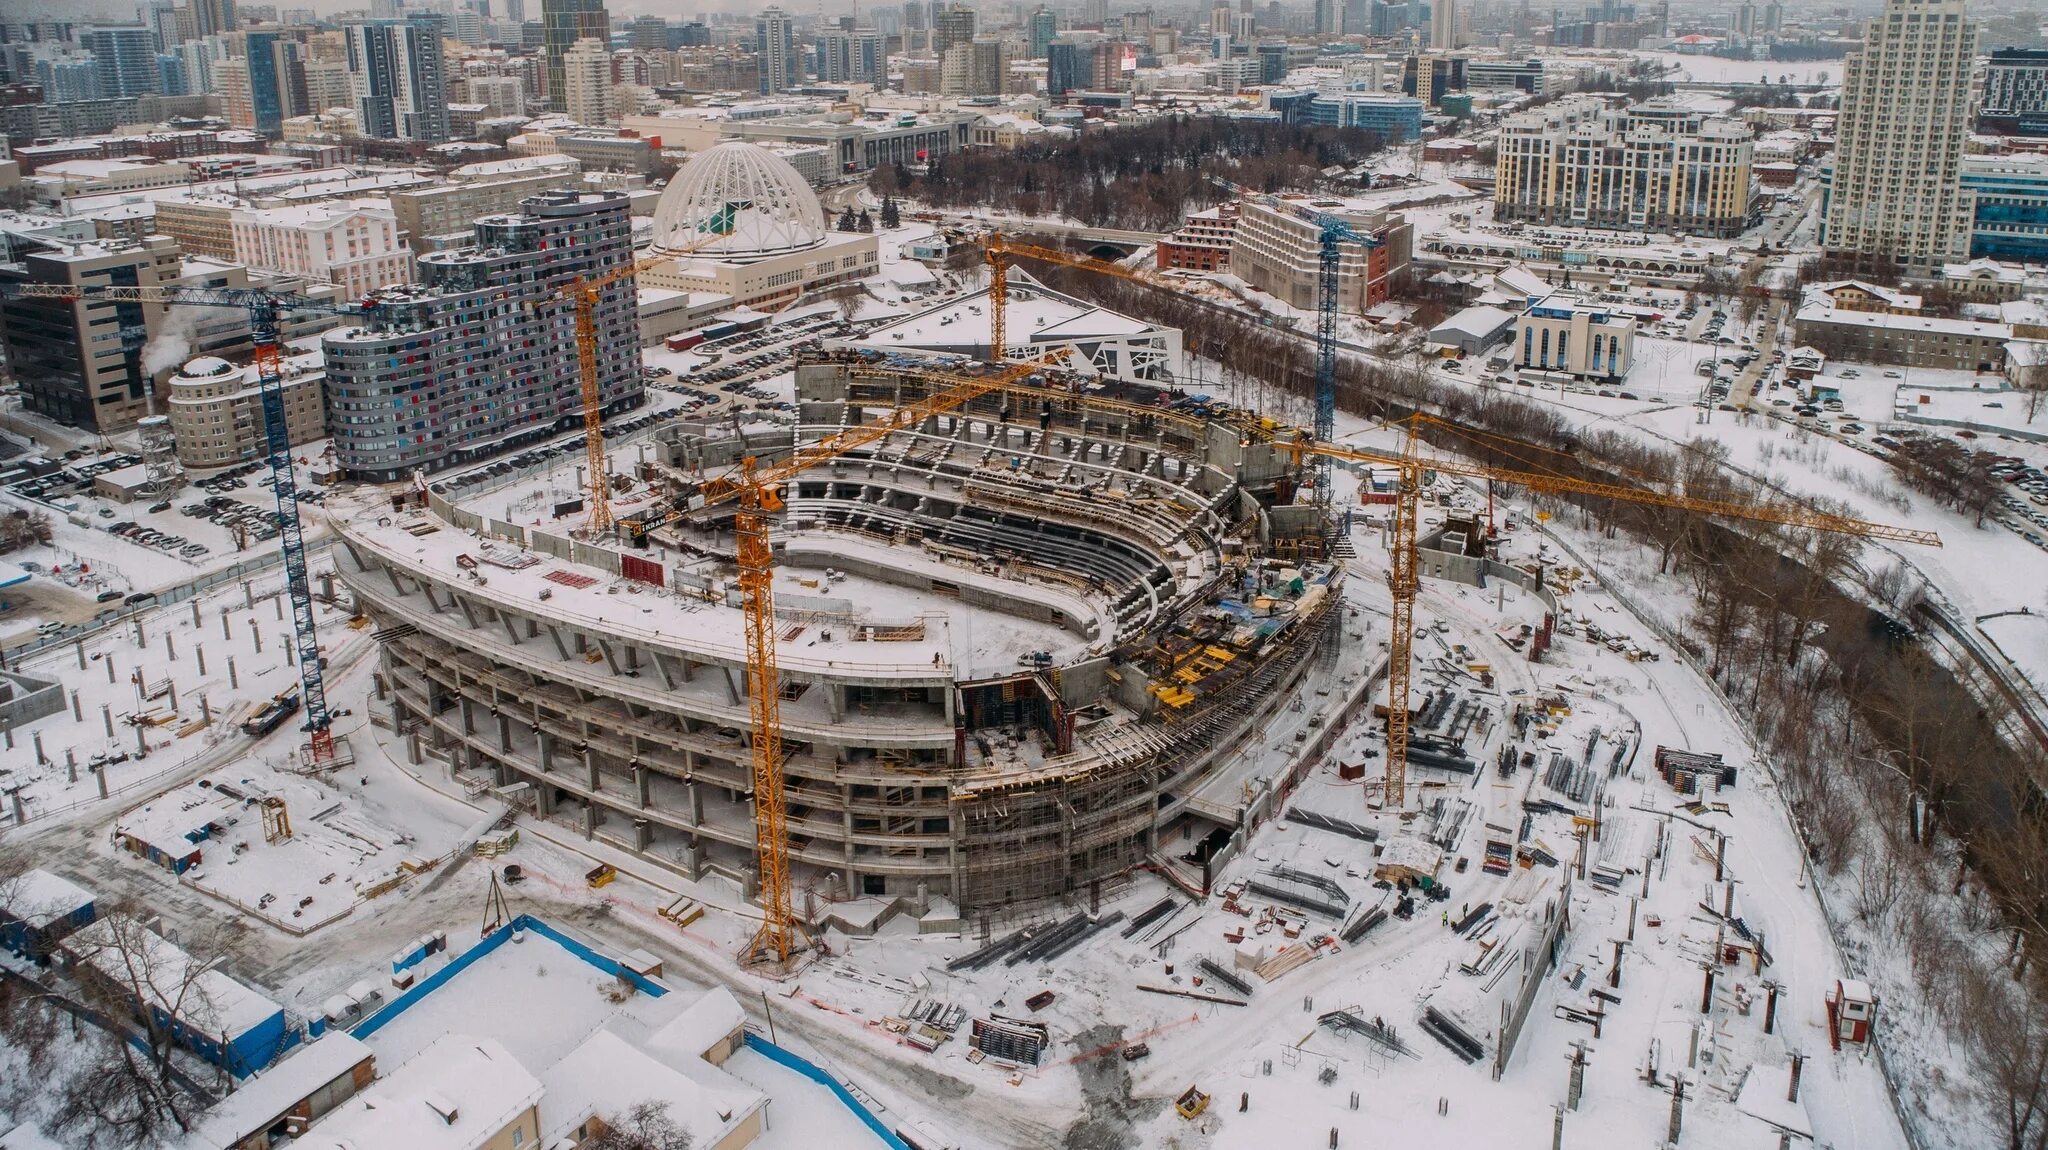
<box><xmin>0</xmin><ymin>283</ymin><xmax>371</xmax><ymax>762</ymax></box>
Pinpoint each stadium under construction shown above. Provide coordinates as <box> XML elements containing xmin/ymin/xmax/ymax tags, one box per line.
<box><xmin>334</xmin><ymin>350</ymin><xmax>1360</xmax><ymax>927</ymax></box>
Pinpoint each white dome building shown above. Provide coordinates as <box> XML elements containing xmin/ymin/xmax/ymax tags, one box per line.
<box><xmin>641</xmin><ymin>140</ymin><xmax>880</xmax><ymax>313</ymax></box>
<box><xmin>652</xmin><ymin>141</ymin><xmax>828</xmax><ymax>261</ymax></box>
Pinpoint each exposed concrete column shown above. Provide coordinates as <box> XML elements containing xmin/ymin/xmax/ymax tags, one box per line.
<box><xmin>828</xmin><ymin>683</ymin><xmax>845</xmax><ymax>722</ymax></box>
<box><xmin>583</xmin><ymin>746</ymin><xmax>599</xmax><ymax>791</ymax></box>
<box><xmin>538</xmin><ymin>782</ymin><xmax>555</xmax><ymax>816</ymax></box>
<box><xmin>459</xmin><ymin>696</ymin><xmax>476</xmax><ymax>736</ymax></box>
<box><xmin>688</xmin><ymin>780</ymin><xmax>703</xmax><ymax>825</ymax></box>
<box><xmin>633</xmin><ymin>819</ymin><xmax>652</xmax><ymax>849</ymax></box>
<box><xmin>582</xmin><ymin>801</ymin><xmax>595</xmax><ymax>839</ymax></box>
<box><xmin>496</xmin><ymin>712</ymin><xmax>512</xmax><ymax>753</ymax></box>
<box><xmin>842</xmin><ymin>808</ymin><xmax>856</xmax><ymax>866</ymax></box>
<box><xmin>634</xmin><ymin>764</ymin><xmax>650</xmax><ymax>808</ymax></box>
<box><xmin>535</xmin><ymin>730</ymin><xmax>553</xmax><ymax>773</ymax></box>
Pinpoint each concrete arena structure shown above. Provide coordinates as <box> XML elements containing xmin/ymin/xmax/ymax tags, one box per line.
<box><xmin>336</xmin><ymin>356</ymin><xmax>1342</xmax><ymax>921</ymax></box>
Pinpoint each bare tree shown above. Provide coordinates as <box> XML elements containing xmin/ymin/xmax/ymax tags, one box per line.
<box><xmin>63</xmin><ymin>905</ymin><xmax>248</xmax><ymax>1138</ymax></box>
<box><xmin>583</xmin><ymin>1100</ymin><xmax>695</xmax><ymax>1150</ymax></box>
<box><xmin>1965</xmin><ymin>965</ymin><xmax>2048</xmax><ymax>1150</ymax></box>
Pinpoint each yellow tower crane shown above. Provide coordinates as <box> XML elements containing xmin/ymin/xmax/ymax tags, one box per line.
<box><xmin>1288</xmin><ymin>416</ymin><xmax>1942</xmax><ymax>808</ymax></box>
<box><xmin>557</xmin><ymin>237</ymin><xmax>724</xmax><ymax>534</ymax></box>
<box><xmin>982</xmin><ymin>233</ymin><xmax>1160</xmax><ymax>364</ymax></box>
<box><xmin>628</xmin><ymin>357</ymin><xmax>1059</xmax><ymax>969</ymax></box>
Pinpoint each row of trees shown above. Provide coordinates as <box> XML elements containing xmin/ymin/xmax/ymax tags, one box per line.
<box><xmin>870</xmin><ymin>117</ymin><xmax>1390</xmax><ymax>232</ymax></box>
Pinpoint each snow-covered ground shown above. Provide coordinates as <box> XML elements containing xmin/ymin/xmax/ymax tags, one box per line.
<box><xmin>1632</xmin><ymin>50</ymin><xmax>1845</xmax><ymax>87</ymax></box>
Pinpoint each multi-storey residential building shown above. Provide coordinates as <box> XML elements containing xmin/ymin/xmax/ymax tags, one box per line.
<box><xmin>930</xmin><ymin>3</ymin><xmax>976</xmax><ymax>58</ymax></box>
<box><xmin>165</xmin><ymin>350</ymin><xmax>325</xmax><ymax>468</ymax></box>
<box><xmin>540</xmin><ymin>0</ymin><xmax>607</xmax><ymax>113</ymax></box>
<box><xmin>467</xmin><ymin>74</ymin><xmax>526</xmax><ymax>118</ymax></box>
<box><xmin>560</xmin><ymin>36</ymin><xmax>614</xmax><ymax>124</ymax></box>
<box><xmin>229</xmin><ymin>200</ymin><xmax>412</xmax><ymax>297</ymax></box>
<box><xmin>1821</xmin><ymin>0</ymin><xmax>1978</xmax><ymax>272</ymax></box>
<box><xmin>1981</xmin><ymin>47</ymin><xmax>2048</xmax><ymax>132</ymax></box>
<box><xmin>320</xmin><ymin>191</ymin><xmax>640</xmax><ymax>481</ymax></box>
<box><xmin>79</xmin><ymin>27</ymin><xmax>160</xmax><ymax>98</ymax></box>
<box><xmin>344</xmin><ymin>14</ymin><xmax>449</xmax><ymax>142</ymax></box>
<box><xmin>941</xmin><ymin>39</ymin><xmax>1003</xmax><ymax>97</ymax></box>
<box><xmin>1494</xmin><ymin>97</ymin><xmax>1755</xmax><ymax>238</ymax></box>
<box><xmin>756</xmin><ymin>7</ymin><xmax>797</xmax><ymax>95</ymax></box>
<box><xmin>1156</xmin><ymin>203</ymin><xmax>1239</xmax><ymax>272</ymax></box>
<box><xmin>1229</xmin><ymin>195</ymin><xmax>1412</xmax><ymax>314</ymax></box>
<box><xmin>386</xmin><ymin>155</ymin><xmax>582</xmax><ymax>251</ymax></box>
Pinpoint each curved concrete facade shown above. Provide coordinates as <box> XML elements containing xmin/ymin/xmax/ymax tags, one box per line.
<box><xmin>339</xmin><ymin>360</ymin><xmax>1340</xmax><ymax>920</ymax></box>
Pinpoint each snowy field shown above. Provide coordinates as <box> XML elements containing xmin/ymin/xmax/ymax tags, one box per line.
<box><xmin>1633</xmin><ymin>50</ymin><xmax>1845</xmax><ymax>87</ymax></box>
<box><xmin>0</xmin><ymin>569</ymin><xmax>373</xmax><ymax>824</ymax></box>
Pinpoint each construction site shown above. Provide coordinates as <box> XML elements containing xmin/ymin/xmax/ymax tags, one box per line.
<box><xmin>335</xmin><ymin>349</ymin><xmax>1350</xmax><ymax>929</ymax></box>
<box><xmin>0</xmin><ymin>185</ymin><xmax>1967</xmax><ymax>1150</ymax></box>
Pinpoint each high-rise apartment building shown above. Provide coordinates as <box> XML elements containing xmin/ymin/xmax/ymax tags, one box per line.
<box><xmin>1313</xmin><ymin>0</ymin><xmax>1338</xmax><ymax>34</ymax></box>
<box><xmin>541</xmin><ymin>0</ymin><xmax>607</xmax><ymax>113</ymax></box>
<box><xmin>1494</xmin><ymin>97</ymin><xmax>1755</xmax><ymax>238</ymax></box>
<box><xmin>229</xmin><ymin>26</ymin><xmax>312</xmax><ymax>134</ymax></box>
<box><xmin>1821</xmin><ymin>0</ymin><xmax>1978</xmax><ymax>271</ymax></box>
<box><xmin>191</xmin><ymin>0</ymin><xmax>237</xmax><ymax>39</ymax></box>
<box><xmin>561</xmin><ymin>37</ymin><xmax>614</xmax><ymax>124</ymax></box>
<box><xmin>345</xmin><ymin>13</ymin><xmax>450</xmax><ymax>141</ymax></box>
<box><xmin>321</xmin><ymin>191</ymin><xmax>640</xmax><ymax>482</ymax></box>
<box><xmin>852</xmin><ymin>29</ymin><xmax>884</xmax><ymax>83</ymax></box>
<box><xmin>756</xmin><ymin>7</ymin><xmax>797</xmax><ymax>95</ymax></box>
<box><xmin>1029</xmin><ymin>8</ymin><xmax>1058</xmax><ymax>57</ymax></box>
<box><xmin>1431</xmin><ymin>0</ymin><xmax>1458</xmax><ymax>48</ymax></box>
<box><xmin>80</xmin><ymin>26</ymin><xmax>161</xmax><ymax>97</ymax></box>
<box><xmin>469</xmin><ymin>73</ymin><xmax>526</xmax><ymax>118</ymax></box>
<box><xmin>1982</xmin><ymin>48</ymin><xmax>2048</xmax><ymax>130</ymax></box>
<box><xmin>815</xmin><ymin>30</ymin><xmax>852</xmax><ymax>83</ymax></box>
<box><xmin>930</xmin><ymin>3</ymin><xmax>976</xmax><ymax>58</ymax></box>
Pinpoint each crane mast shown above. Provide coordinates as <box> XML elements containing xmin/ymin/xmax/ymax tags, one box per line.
<box><xmin>1291</xmin><ymin>424</ymin><xmax>1941</xmax><ymax>808</ymax></box>
<box><xmin>0</xmin><ymin>282</ymin><xmax>359</xmax><ymax>764</ymax></box>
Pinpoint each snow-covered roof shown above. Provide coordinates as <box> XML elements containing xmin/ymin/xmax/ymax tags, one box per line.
<box><xmin>1805</xmin><ymin>280</ymin><xmax>1922</xmax><ymax>310</ymax></box>
<box><xmin>69</xmin><ymin>918</ymin><xmax>284</xmax><ymax>1040</ymax></box>
<box><xmin>1429</xmin><ymin>305</ymin><xmax>1516</xmax><ymax>342</ymax></box>
<box><xmin>187</xmin><ymin>1033</ymin><xmax>375</xmax><ymax>1148</ymax></box>
<box><xmin>857</xmin><ymin>271</ymin><xmax>1165</xmax><ymax>357</ymax></box>
<box><xmin>1374</xmin><ymin>834</ymin><xmax>1443</xmax><ymax>878</ymax></box>
<box><xmin>1796</xmin><ymin>300</ymin><xmax>2010</xmax><ymax>340</ymax></box>
<box><xmin>1</xmin><ymin>868</ymin><xmax>94</xmax><ymax>928</ymax></box>
<box><xmin>644</xmin><ymin>986</ymin><xmax>745</xmax><ymax>1064</ymax></box>
<box><xmin>1494</xmin><ymin>265</ymin><xmax>1550</xmax><ymax>301</ymax></box>
<box><xmin>290</xmin><ymin>1036</ymin><xmax>541</xmax><ymax>1150</ymax></box>
<box><xmin>539</xmin><ymin>1028</ymin><xmax>764</xmax><ymax>1149</ymax></box>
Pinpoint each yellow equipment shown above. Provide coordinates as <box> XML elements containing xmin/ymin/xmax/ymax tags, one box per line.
<box><xmin>1287</xmin><ymin>415</ymin><xmax>1942</xmax><ymax>808</ymax></box>
<box><xmin>260</xmin><ymin>796</ymin><xmax>291</xmax><ymax>844</ymax></box>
